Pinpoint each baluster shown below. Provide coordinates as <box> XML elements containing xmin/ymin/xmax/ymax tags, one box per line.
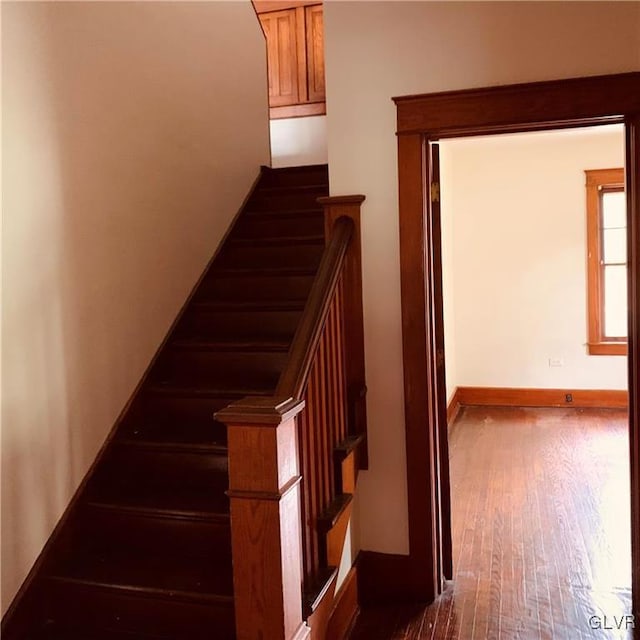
<box><xmin>336</xmin><ymin>277</ymin><xmax>348</xmax><ymax>443</ymax></box>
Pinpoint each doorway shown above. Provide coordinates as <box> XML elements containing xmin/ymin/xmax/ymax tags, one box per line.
<box><xmin>440</xmin><ymin>125</ymin><xmax>631</xmax><ymax>636</ymax></box>
<box><xmin>391</xmin><ymin>72</ymin><xmax>640</xmax><ymax>620</ymax></box>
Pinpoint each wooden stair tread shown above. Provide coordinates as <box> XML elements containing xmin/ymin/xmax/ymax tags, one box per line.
<box><xmin>33</xmin><ymin>623</ymin><xmax>172</xmax><ymax>640</ymax></box>
<box><xmin>229</xmin><ymin>234</ymin><xmax>324</xmax><ymax>246</ymax></box>
<box><xmin>85</xmin><ymin>500</ymin><xmax>231</xmax><ymax>523</ymax></box>
<box><xmin>88</xmin><ymin>484</ymin><xmax>229</xmax><ymax>516</ymax></box>
<box><xmin>146</xmin><ymin>381</ymin><xmax>276</xmax><ymax>396</ymax></box>
<box><xmin>317</xmin><ymin>493</ymin><xmax>353</xmax><ymax>532</ymax></box>
<box><xmin>334</xmin><ymin>433</ymin><xmax>366</xmax><ymax>460</ymax></box>
<box><xmin>150</xmin><ymin>375</ymin><xmax>278</xmax><ymax>392</ymax></box>
<box><xmin>243</xmin><ymin>208</ymin><xmax>322</xmax><ymax>218</ymax></box>
<box><xmin>114</xmin><ymin>439</ymin><xmax>228</xmax><ymax>456</ymax></box>
<box><xmin>303</xmin><ymin>566</ymin><xmax>338</xmax><ymax>616</ymax></box>
<box><xmin>211</xmin><ymin>265</ymin><xmax>317</xmax><ymax>276</ymax></box>
<box><xmin>169</xmin><ymin>339</ymin><xmax>291</xmax><ymax>352</ymax></box>
<box><xmin>118</xmin><ymin>420</ymin><xmax>227</xmax><ymax>446</ymax></box>
<box><xmin>256</xmin><ymin>184</ymin><xmax>328</xmax><ymax>193</ymax></box>
<box><xmin>49</xmin><ymin>544</ymin><xmax>234</xmax><ymax>597</ymax></box>
<box><xmin>145</xmin><ymin>384</ymin><xmax>272</xmax><ymax>398</ymax></box>
<box><xmin>263</xmin><ymin>163</ymin><xmax>328</xmax><ymax>173</ymax></box>
<box><xmin>190</xmin><ymin>300</ymin><xmax>306</xmax><ymax>312</ymax></box>
<box><xmin>46</xmin><ymin>573</ymin><xmax>233</xmax><ymax>604</ymax></box>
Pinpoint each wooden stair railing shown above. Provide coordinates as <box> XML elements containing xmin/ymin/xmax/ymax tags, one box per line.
<box><xmin>217</xmin><ymin>196</ymin><xmax>367</xmax><ymax>640</ymax></box>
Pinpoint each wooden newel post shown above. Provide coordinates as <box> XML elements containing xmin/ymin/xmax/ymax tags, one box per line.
<box><xmin>215</xmin><ymin>397</ymin><xmax>310</xmax><ymax>640</ymax></box>
<box><xmin>317</xmin><ymin>195</ymin><xmax>369</xmax><ymax>468</ymax></box>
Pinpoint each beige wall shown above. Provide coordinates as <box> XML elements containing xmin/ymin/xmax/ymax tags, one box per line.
<box><xmin>323</xmin><ymin>1</ymin><xmax>640</xmax><ymax>555</ymax></box>
<box><xmin>441</xmin><ymin>126</ymin><xmax>627</xmax><ymax>397</ymax></box>
<box><xmin>1</xmin><ymin>1</ymin><xmax>269</xmax><ymax>613</ymax></box>
<box><xmin>270</xmin><ymin>115</ymin><xmax>328</xmax><ymax>168</ymax></box>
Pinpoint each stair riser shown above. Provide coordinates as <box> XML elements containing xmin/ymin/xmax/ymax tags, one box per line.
<box><xmin>124</xmin><ymin>394</ymin><xmax>232</xmax><ymax>442</ymax></box>
<box><xmin>196</xmin><ymin>274</ymin><xmax>315</xmax><ymax>302</ymax></box>
<box><xmin>153</xmin><ymin>349</ymin><xmax>287</xmax><ymax>387</ymax></box>
<box><xmin>91</xmin><ymin>446</ymin><xmax>229</xmax><ymax>492</ymax></box>
<box><xmin>261</xmin><ymin>167</ymin><xmax>328</xmax><ymax>188</ymax></box>
<box><xmin>234</xmin><ymin>213</ymin><xmax>324</xmax><ymax>238</ymax></box>
<box><xmin>71</xmin><ymin>507</ymin><xmax>231</xmax><ymax>559</ymax></box>
<box><xmin>216</xmin><ymin>243</ymin><xmax>323</xmax><ymax>270</ymax></box>
<box><xmin>174</xmin><ymin>309</ymin><xmax>302</xmax><ymax>343</ymax></box>
<box><xmin>43</xmin><ymin>583</ymin><xmax>235</xmax><ymax>640</ymax></box>
<box><xmin>30</xmin><ymin>623</ymin><xmax>164</xmax><ymax>640</ymax></box>
<box><xmin>247</xmin><ymin>191</ymin><xmax>326</xmax><ymax>211</ymax></box>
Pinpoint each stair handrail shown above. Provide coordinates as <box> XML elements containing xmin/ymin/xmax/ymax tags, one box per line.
<box><xmin>276</xmin><ymin>216</ymin><xmax>353</xmax><ymax>400</ymax></box>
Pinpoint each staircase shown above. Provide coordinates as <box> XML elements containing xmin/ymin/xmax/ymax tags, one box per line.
<box><xmin>3</xmin><ymin>165</ymin><xmax>330</xmax><ymax>640</ymax></box>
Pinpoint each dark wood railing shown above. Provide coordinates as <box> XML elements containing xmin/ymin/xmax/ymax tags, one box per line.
<box><xmin>217</xmin><ymin>196</ymin><xmax>366</xmax><ymax>640</ymax></box>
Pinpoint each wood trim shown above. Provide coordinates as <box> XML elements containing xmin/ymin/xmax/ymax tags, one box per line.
<box><xmin>393</xmin><ymin>72</ymin><xmax>640</xmax><ymax>136</ymax></box>
<box><xmin>586</xmin><ymin>167</ymin><xmax>627</xmax><ymax>353</ymax></box>
<box><xmin>306</xmin><ymin>573</ymin><xmax>337</xmax><ymax>640</ymax></box>
<box><xmin>393</xmin><ymin>73</ymin><xmax>640</xmax><ymax>611</ymax></box>
<box><xmin>259</xmin><ymin>8</ymin><xmax>302</xmax><ymax>108</ymax></box>
<box><xmin>586</xmin><ymin>168</ymin><xmax>605</xmax><ymax>348</ymax></box>
<box><xmin>295</xmin><ymin>6</ymin><xmax>308</xmax><ymax>103</ymax></box>
<box><xmin>456</xmin><ymin>386</ymin><xmax>628</xmax><ymax>410</ymax></box>
<box><xmin>446</xmin><ymin>387</ymin><xmax>462</xmax><ymax>426</ymax></box>
<box><xmin>588</xmin><ymin>342</ymin><xmax>628</xmax><ymax>356</ymax></box>
<box><xmin>586</xmin><ymin>167</ymin><xmax>626</xmax><ymax>188</ymax></box>
<box><xmin>429</xmin><ymin>142</ymin><xmax>453</xmax><ymax>582</ymax></box>
<box><xmin>397</xmin><ymin>133</ymin><xmax>439</xmax><ymax>601</ymax></box>
<box><xmin>260</xmin><ymin>2</ymin><xmax>327</xmax><ymax>121</ymax></box>
<box><xmin>626</xmin><ymin>114</ymin><xmax>640</xmax><ymax>621</ymax></box>
<box><xmin>324</xmin><ymin>499</ymin><xmax>352</xmax><ymax>568</ymax></box>
<box><xmin>325</xmin><ymin>566</ymin><xmax>359</xmax><ymax>640</ymax></box>
<box><xmin>356</xmin><ymin>552</ymin><xmax>421</xmax><ymax>605</ymax></box>
<box><xmin>217</xmin><ymin>397</ymin><xmax>310</xmax><ymax>640</ymax></box>
<box><xmin>305</xmin><ymin>5</ymin><xmax>326</xmax><ymax>104</ymax></box>
<box><xmin>254</xmin><ymin>0</ymin><xmax>320</xmax><ymax>14</ymax></box>
<box><xmin>270</xmin><ymin>102</ymin><xmax>326</xmax><ymax>120</ymax></box>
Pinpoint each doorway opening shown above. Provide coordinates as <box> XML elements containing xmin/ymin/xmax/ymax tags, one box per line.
<box><xmin>390</xmin><ymin>72</ymin><xmax>640</xmax><ymax>623</ymax></box>
<box><xmin>440</xmin><ymin>124</ymin><xmax>631</xmax><ymax>636</ymax></box>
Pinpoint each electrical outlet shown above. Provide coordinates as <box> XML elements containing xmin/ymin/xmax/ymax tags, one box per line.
<box><xmin>549</xmin><ymin>357</ymin><xmax>564</xmax><ymax>367</ymax></box>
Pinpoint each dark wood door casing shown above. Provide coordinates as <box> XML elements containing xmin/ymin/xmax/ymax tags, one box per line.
<box><xmin>627</xmin><ymin>113</ymin><xmax>640</xmax><ymax>622</ymax></box>
<box><xmin>428</xmin><ymin>142</ymin><xmax>453</xmax><ymax>584</ymax></box>
<box><xmin>392</xmin><ymin>72</ymin><xmax>640</xmax><ymax>607</ymax></box>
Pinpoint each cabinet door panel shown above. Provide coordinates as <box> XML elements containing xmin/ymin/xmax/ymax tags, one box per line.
<box><xmin>305</xmin><ymin>5</ymin><xmax>325</xmax><ymax>103</ymax></box>
<box><xmin>260</xmin><ymin>9</ymin><xmax>300</xmax><ymax>107</ymax></box>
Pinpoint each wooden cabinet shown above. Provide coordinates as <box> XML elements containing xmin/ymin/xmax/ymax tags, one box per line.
<box><xmin>257</xmin><ymin>2</ymin><xmax>326</xmax><ymax>119</ymax></box>
<box><xmin>304</xmin><ymin>5</ymin><xmax>325</xmax><ymax>104</ymax></box>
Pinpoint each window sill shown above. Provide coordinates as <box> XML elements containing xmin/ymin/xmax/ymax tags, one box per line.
<box><xmin>588</xmin><ymin>341</ymin><xmax>628</xmax><ymax>356</ymax></box>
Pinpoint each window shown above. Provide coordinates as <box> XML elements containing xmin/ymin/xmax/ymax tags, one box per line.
<box><xmin>586</xmin><ymin>168</ymin><xmax>627</xmax><ymax>356</ymax></box>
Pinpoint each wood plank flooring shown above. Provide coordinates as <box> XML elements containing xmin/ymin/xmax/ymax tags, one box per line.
<box><xmin>349</xmin><ymin>406</ymin><xmax>632</xmax><ymax>639</ymax></box>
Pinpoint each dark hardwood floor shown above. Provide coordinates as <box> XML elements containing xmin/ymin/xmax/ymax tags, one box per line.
<box><xmin>350</xmin><ymin>406</ymin><xmax>632</xmax><ymax>639</ymax></box>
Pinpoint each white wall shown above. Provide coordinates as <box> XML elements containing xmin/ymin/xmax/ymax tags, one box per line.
<box><xmin>1</xmin><ymin>1</ymin><xmax>269</xmax><ymax>613</ymax></box>
<box><xmin>270</xmin><ymin>115</ymin><xmax>328</xmax><ymax>168</ymax></box>
<box><xmin>441</xmin><ymin>126</ymin><xmax>627</xmax><ymax>394</ymax></box>
<box><xmin>323</xmin><ymin>0</ymin><xmax>640</xmax><ymax>556</ymax></box>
